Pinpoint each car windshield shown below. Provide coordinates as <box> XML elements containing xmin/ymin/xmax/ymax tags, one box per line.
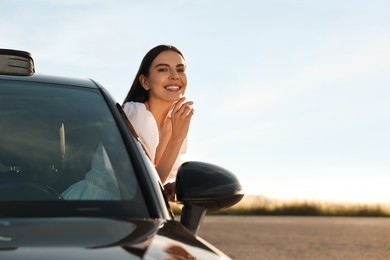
<box><xmin>0</xmin><ymin>80</ymin><xmax>145</xmax><ymax>210</ymax></box>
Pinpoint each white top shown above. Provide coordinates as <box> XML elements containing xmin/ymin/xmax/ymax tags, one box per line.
<box><xmin>123</xmin><ymin>101</ymin><xmax>187</xmax><ymax>182</ymax></box>
<box><xmin>62</xmin><ymin>143</ymin><xmax>122</xmax><ymax>200</ymax></box>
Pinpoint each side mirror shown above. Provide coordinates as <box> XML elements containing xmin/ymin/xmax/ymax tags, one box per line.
<box><xmin>175</xmin><ymin>161</ymin><xmax>244</xmax><ymax>235</ymax></box>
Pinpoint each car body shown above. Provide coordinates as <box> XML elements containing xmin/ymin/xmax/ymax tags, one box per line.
<box><xmin>0</xmin><ymin>49</ymin><xmax>244</xmax><ymax>259</ymax></box>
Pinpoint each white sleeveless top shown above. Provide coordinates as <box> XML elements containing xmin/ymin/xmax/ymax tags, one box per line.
<box><xmin>122</xmin><ymin>101</ymin><xmax>187</xmax><ymax>182</ymax></box>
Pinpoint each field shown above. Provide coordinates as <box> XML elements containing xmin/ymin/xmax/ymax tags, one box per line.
<box><xmin>172</xmin><ymin>196</ymin><xmax>390</xmax><ymax>217</ymax></box>
<box><xmin>198</xmin><ymin>216</ymin><xmax>390</xmax><ymax>260</ymax></box>
<box><xmin>215</xmin><ymin>195</ymin><xmax>390</xmax><ymax>216</ymax></box>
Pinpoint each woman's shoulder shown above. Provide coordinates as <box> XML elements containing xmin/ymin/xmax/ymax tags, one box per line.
<box><xmin>123</xmin><ymin>101</ymin><xmax>146</xmax><ymax>118</ymax></box>
<box><xmin>123</xmin><ymin>101</ymin><xmax>145</xmax><ymax>110</ymax></box>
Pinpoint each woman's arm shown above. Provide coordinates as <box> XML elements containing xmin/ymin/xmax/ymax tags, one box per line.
<box><xmin>155</xmin><ymin>98</ymin><xmax>194</xmax><ymax>183</ymax></box>
<box><xmin>155</xmin><ymin>137</ymin><xmax>185</xmax><ymax>183</ymax></box>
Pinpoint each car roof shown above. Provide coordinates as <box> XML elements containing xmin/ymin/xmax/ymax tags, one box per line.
<box><xmin>0</xmin><ymin>73</ymin><xmax>100</xmax><ymax>89</ymax></box>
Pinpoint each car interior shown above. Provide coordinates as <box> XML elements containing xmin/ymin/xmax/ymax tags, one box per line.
<box><xmin>0</xmin><ymin>80</ymin><xmax>138</xmax><ymax>202</ymax></box>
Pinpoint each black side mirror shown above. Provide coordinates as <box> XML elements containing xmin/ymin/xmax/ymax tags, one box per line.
<box><xmin>175</xmin><ymin>161</ymin><xmax>244</xmax><ymax>235</ymax></box>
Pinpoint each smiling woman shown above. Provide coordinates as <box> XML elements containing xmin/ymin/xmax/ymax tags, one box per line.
<box><xmin>122</xmin><ymin>45</ymin><xmax>195</xmax><ymax>188</ymax></box>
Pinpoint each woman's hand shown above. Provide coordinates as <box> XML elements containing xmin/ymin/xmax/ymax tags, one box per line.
<box><xmin>169</xmin><ymin>97</ymin><xmax>194</xmax><ymax>141</ymax></box>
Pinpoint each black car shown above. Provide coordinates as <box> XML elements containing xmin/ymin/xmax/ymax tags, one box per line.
<box><xmin>0</xmin><ymin>49</ymin><xmax>244</xmax><ymax>259</ymax></box>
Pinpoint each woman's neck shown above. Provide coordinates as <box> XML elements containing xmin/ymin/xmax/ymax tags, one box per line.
<box><xmin>145</xmin><ymin>99</ymin><xmax>172</xmax><ymax>129</ymax></box>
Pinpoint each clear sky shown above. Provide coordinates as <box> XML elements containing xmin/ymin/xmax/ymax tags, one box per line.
<box><xmin>2</xmin><ymin>0</ymin><xmax>390</xmax><ymax>203</ymax></box>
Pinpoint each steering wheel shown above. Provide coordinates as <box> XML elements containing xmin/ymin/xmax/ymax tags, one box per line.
<box><xmin>0</xmin><ymin>179</ymin><xmax>63</xmax><ymax>200</ymax></box>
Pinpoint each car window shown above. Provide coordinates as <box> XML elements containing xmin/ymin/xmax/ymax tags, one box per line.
<box><xmin>0</xmin><ymin>80</ymin><xmax>143</xmax><ymax>205</ymax></box>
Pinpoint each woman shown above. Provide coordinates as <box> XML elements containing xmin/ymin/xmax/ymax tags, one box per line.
<box><xmin>123</xmin><ymin>45</ymin><xmax>194</xmax><ymax>186</ymax></box>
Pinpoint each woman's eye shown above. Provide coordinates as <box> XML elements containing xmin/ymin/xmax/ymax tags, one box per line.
<box><xmin>158</xmin><ymin>68</ymin><xmax>168</xmax><ymax>72</ymax></box>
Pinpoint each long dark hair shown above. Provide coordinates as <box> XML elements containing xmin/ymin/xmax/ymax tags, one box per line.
<box><xmin>123</xmin><ymin>45</ymin><xmax>185</xmax><ymax>104</ymax></box>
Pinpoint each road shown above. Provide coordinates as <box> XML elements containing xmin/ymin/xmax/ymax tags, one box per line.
<box><xmin>198</xmin><ymin>216</ymin><xmax>390</xmax><ymax>260</ymax></box>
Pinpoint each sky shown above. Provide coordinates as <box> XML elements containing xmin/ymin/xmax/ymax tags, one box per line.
<box><xmin>2</xmin><ymin>0</ymin><xmax>390</xmax><ymax>203</ymax></box>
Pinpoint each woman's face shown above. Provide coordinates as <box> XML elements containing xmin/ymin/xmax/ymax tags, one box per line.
<box><xmin>140</xmin><ymin>50</ymin><xmax>187</xmax><ymax>103</ymax></box>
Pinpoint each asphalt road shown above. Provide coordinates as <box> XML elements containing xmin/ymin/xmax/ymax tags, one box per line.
<box><xmin>198</xmin><ymin>216</ymin><xmax>390</xmax><ymax>260</ymax></box>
